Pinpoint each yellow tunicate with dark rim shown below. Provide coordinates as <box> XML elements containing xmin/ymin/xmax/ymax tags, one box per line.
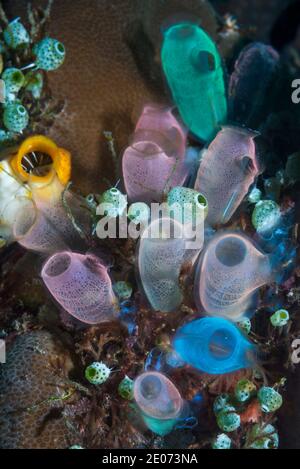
<box><xmin>9</xmin><ymin>135</ymin><xmax>71</xmax><ymax>186</ymax></box>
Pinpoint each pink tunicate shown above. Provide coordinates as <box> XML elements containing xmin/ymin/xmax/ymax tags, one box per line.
<box><xmin>194</xmin><ymin>126</ymin><xmax>259</xmax><ymax>226</ymax></box>
<box><xmin>42</xmin><ymin>251</ymin><xmax>118</xmax><ymax>324</ymax></box>
<box><xmin>122</xmin><ymin>105</ymin><xmax>188</xmax><ymax>203</ymax></box>
<box><xmin>194</xmin><ymin>231</ymin><xmax>272</xmax><ymax>321</ymax></box>
<box><xmin>13</xmin><ymin>200</ymin><xmax>68</xmax><ymax>254</ymax></box>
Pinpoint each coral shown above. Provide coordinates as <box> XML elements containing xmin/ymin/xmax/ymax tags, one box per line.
<box><xmin>0</xmin><ymin>330</ymin><xmax>80</xmax><ymax>448</ymax></box>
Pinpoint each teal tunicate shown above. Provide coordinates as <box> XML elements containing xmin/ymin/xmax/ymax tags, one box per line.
<box><xmin>3</xmin><ymin>18</ymin><xmax>30</xmax><ymax>50</ymax></box>
<box><xmin>161</xmin><ymin>22</ymin><xmax>227</xmax><ymax>142</ymax></box>
<box><xmin>33</xmin><ymin>38</ymin><xmax>66</xmax><ymax>71</ymax></box>
<box><xmin>3</xmin><ymin>103</ymin><xmax>29</xmax><ymax>133</ymax></box>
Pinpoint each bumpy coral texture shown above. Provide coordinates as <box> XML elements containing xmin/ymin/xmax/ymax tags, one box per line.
<box><xmin>0</xmin><ymin>331</ymin><xmax>76</xmax><ymax>448</ymax></box>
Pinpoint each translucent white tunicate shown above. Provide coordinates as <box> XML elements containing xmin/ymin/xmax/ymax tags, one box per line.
<box><xmin>138</xmin><ymin>217</ymin><xmax>202</xmax><ymax>312</ymax></box>
<box><xmin>194</xmin><ymin>231</ymin><xmax>272</xmax><ymax>321</ymax></box>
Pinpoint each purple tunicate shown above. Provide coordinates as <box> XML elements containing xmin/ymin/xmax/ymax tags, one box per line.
<box><xmin>122</xmin><ymin>105</ymin><xmax>188</xmax><ymax>203</ymax></box>
<box><xmin>42</xmin><ymin>251</ymin><xmax>118</xmax><ymax>324</ymax></box>
<box><xmin>194</xmin><ymin>126</ymin><xmax>259</xmax><ymax>226</ymax></box>
<box><xmin>229</xmin><ymin>42</ymin><xmax>280</xmax><ymax>127</ymax></box>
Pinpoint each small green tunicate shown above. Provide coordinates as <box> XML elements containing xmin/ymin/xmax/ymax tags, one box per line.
<box><xmin>33</xmin><ymin>38</ymin><xmax>65</xmax><ymax>71</ymax></box>
<box><xmin>3</xmin><ymin>18</ymin><xmax>30</xmax><ymax>49</ymax></box>
<box><xmin>3</xmin><ymin>102</ymin><xmax>29</xmax><ymax>133</ymax></box>
<box><xmin>235</xmin><ymin>379</ymin><xmax>256</xmax><ymax>402</ymax></box>
<box><xmin>118</xmin><ymin>376</ymin><xmax>134</xmax><ymax>400</ymax></box>
<box><xmin>237</xmin><ymin>318</ymin><xmax>251</xmax><ymax>335</ymax></box>
<box><xmin>270</xmin><ymin>309</ymin><xmax>289</xmax><ymax>327</ymax></box>
<box><xmin>217</xmin><ymin>406</ymin><xmax>241</xmax><ymax>432</ymax></box>
<box><xmin>2</xmin><ymin>68</ymin><xmax>25</xmax><ymax>95</ymax></box>
<box><xmin>252</xmin><ymin>200</ymin><xmax>281</xmax><ymax>234</ymax></box>
<box><xmin>100</xmin><ymin>188</ymin><xmax>127</xmax><ymax>218</ymax></box>
<box><xmin>257</xmin><ymin>387</ymin><xmax>283</xmax><ymax>413</ymax></box>
<box><xmin>85</xmin><ymin>362</ymin><xmax>111</xmax><ymax>385</ymax></box>
<box><xmin>248</xmin><ymin>424</ymin><xmax>279</xmax><ymax>449</ymax></box>
<box><xmin>113</xmin><ymin>281</ymin><xmax>133</xmax><ymax>300</ymax></box>
<box><xmin>212</xmin><ymin>433</ymin><xmax>232</xmax><ymax>449</ymax></box>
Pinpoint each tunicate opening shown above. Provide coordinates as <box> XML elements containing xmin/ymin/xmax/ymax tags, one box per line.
<box><xmin>140</xmin><ymin>375</ymin><xmax>162</xmax><ymax>400</ymax></box>
<box><xmin>240</xmin><ymin>155</ymin><xmax>255</xmax><ymax>175</ymax></box>
<box><xmin>109</xmin><ymin>188</ymin><xmax>119</xmax><ymax>195</ymax></box>
<box><xmin>17</xmin><ymin>105</ymin><xmax>26</xmax><ymax>115</ymax></box>
<box><xmin>209</xmin><ymin>329</ymin><xmax>237</xmax><ymax>360</ymax></box>
<box><xmin>56</xmin><ymin>42</ymin><xmax>65</xmax><ymax>55</ymax></box>
<box><xmin>44</xmin><ymin>252</ymin><xmax>72</xmax><ymax>278</ymax></box>
<box><xmin>215</xmin><ymin>236</ymin><xmax>247</xmax><ymax>267</ymax></box>
<box><xmin>131</xmin><ymin>140</ymin><xmax>164</xmax><ymax>157</ymax></box>
<box><xmin>195</xmin><ymin>193</ymin><xmax>207</xmax><ymax>208</ymax></box>
<box><xmin>132</xmin><ymin>128</ymin><xmax>182</xmax><ymax>157</ymax></box>
<box><xmin>168</xmin><ymin>23</ymin><xmax>196</xmax><ymax>40</ymax></box>
<box><xmin>12</xmin><ymin>70</ymin><xmax>24</xmax><ymax>84</ymax></box>
<box><xmin>21</xmin><ymin>151</ymin><xmax>53</xmax><ymax>177</ymax></box>
<box><xmin>191</xmin><ymin>50</ymin><xmax>216</xmax><ymax>73</ymax></box>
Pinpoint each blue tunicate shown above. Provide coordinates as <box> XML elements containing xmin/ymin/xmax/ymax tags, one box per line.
<box><xmin>173</xmin><ymin>317</ymin><xmax>255</xmax><ymax>374</ymax></box>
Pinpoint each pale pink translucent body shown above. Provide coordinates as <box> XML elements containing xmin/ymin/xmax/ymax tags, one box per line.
<box><xmin>122</xmin><ymin>105</ymin><xmax>188</xmax><ymax>203</ymax></box>
<box><xmin>134</xmin><ymin>371</ymin><xmax>183</xmax><ymax>420</ymax></box>
<box><xmin>195</xmin><ymin>232</ymin><xmax>272</xmax><ymax>321</ymax></box>
<box><xmin>13</xmin><ymin>200</ymin><xmax>68</xmax><ymax>254</ymax></box>
<box><xmin>13</xmin><ymin>172</ymin><xmax>91</xmax><ymax>253</ymax></box>
<box><xmin>42</xmin><ymin>251</ymin><xmax>118</xmax><ymax>324</ymax></box>
<box><xmin>194</xmin><ymin>126</ymin><xmax>259</xmax><ymax>226</ymax></box>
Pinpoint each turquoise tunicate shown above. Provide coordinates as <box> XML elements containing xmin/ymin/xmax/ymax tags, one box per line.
<box><xmin>161</xmin><ymin>22</ymin><xmax>227</xmax><ymax>142</ymax></box>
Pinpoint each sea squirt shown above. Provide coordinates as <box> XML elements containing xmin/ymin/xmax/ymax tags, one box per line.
<box><xmin>194</xmin><ymin>231</ymin><xmax>272</xmax><ymax>321</ymax></box>
<box><xmin>161</xmin><ymin>22</ymin><xmax>227</xmax><ymax>142</ymax></box>
<box><xmin>194</xmin><ymin>126</ymin><xmax>260</xmax><ymax>226</ymax></box>
<box><xmin>173</xmin><ymin>317</ymin><xmax>255</xmax><ymax>374</ymax></box>
<box><xmin>42</xmin><ymin>251</ymin><xmax>118</xmax><ymax>324</ymax></box>
<box><xmin>122</xmin><ymin>104</ymin><xmax>188</xmax><ymax>203</ymax></box>
<box><xmin>133</xmin><ymin>371</ymin><xmax>186</xmax><ymax>435</ymax></box>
